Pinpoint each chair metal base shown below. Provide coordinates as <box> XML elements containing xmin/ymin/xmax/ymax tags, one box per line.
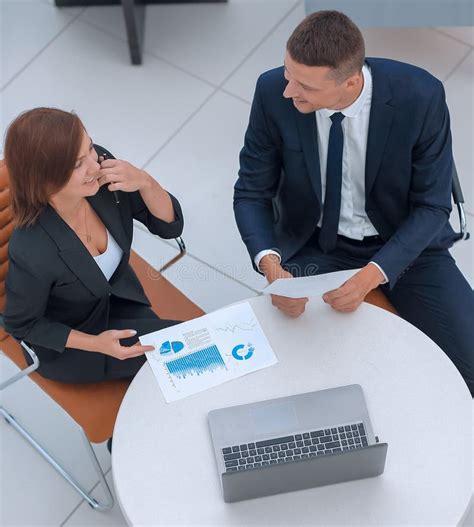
<box><xmin>0</xmin><ymin>237</ymin><xmax>188</xmax><ymax>513</ymax></box>
<box><xmin>0</xmin><ymin>406</ymin><xmax>114</xmax><ymax>511</ymax></box>
<box><xmin>0</xmin><ymin>341</ymin><xmax>113</xmax><ymax>511</ymax></box>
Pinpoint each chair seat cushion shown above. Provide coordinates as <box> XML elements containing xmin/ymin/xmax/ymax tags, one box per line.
<box><xmin>364</xmin><ymin>288</ymin><xmax>398</xmax><ymax>315</ymax></box>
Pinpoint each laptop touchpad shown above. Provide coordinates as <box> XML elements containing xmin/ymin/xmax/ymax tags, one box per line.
<box><xmin>250</xmin><ymin>402</ymin><xmax>299</xmax><ymax>436</ymax></box>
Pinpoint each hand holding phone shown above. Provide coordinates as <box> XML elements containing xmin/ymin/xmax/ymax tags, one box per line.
<box><xmin>98</xmin><ymin>152</ymin><xmax>120</xmax><ymax>204</ymax></box>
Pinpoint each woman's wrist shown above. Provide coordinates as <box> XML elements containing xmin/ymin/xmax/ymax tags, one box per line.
<box><xmin>66</xmin><ymin>329</ymin><xmax>100</xmax><ymax>353</ymax></box>
<box><xmin>138</xmin><ymin>170</ymin><xmax>153</xmax><ymax>191</ymax></box>
<box><xmin>138</xmin><ymin>174</ymin><xmax>175</xmax><ymax>223</ymax></box>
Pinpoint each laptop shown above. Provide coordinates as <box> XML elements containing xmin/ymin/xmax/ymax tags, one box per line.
<box><xmin>208</xmin><ymin>384</ymin><xmax>388</xmax><ymax>502</ymax></box>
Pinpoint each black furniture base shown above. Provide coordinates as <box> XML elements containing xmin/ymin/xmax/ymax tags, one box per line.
<box><xmin>55</xmin><ymin>0</ymin><xmax>227</xmax><ymax>65</ymax></box>
<box><xmin>56</xmin><ymin>0</ymin><xmax>225</xmax><ymax>5</ymax></box>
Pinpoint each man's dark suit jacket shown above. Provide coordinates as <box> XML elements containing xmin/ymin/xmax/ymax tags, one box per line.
<box><xmin>4</xmin><ymin>146</ymin><xmax>184</xmax><ymax>382</ymax></box>
<box><xmin>234</xmin><ymin>58</ymin><xmax>457</xmax><ymax>287</ymax></box>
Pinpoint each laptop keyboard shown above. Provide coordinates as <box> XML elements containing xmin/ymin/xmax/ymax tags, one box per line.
<box><xmin>222</xmin><ymin>422</ymin><xmax>368</xmax><ymax>472</ymax></box>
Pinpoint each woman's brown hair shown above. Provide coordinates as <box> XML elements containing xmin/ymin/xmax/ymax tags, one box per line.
<box><xmin>4</xmin><ymin>107</ymin><xmax>84</xmax><ymax>227</ymax></box>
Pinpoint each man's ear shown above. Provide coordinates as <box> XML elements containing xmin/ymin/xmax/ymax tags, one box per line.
<box><xmin>345</xmin><ymin>71</ymin><xmax>362</xmax><ymax>89</ymax></box>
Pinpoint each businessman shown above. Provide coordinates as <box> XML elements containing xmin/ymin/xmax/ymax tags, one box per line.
<box><xmin>234</xmin><ymin>11</ymin><xmax>474</xmax><ymax>395</ymax></box>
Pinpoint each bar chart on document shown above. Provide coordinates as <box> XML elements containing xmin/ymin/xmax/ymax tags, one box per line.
<box><xmin>142</xmin><ymin>302</ymin><xmax>278</xmax><ymax>402</ymax></box>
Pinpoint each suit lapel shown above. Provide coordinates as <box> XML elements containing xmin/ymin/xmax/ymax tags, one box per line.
<box><xmin>295</xmin><ymin>110</ymin><xmax>322</xmax><ymax>205</ymax></box>
<box><xmin>365</xmin><ymin>58</ymin><xmax>395</xmax><ymax>198</ymax></box>
<box><xmin>87</xmin><ymin>188</ymin><xmax>129</xmax><ymax>255</ymax></box>
<box><xmin>39</xmin><ymin>188</ymin><xmax>129</xmax><ymax>298</ymax></box>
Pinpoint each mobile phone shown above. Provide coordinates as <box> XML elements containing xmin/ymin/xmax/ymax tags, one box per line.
<box><xmin>99</xmin><ymin>152</ymin><xmax>120</xmax><ymax>204</ymax></box>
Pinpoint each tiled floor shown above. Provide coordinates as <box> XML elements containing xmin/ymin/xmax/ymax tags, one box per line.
<box><xmin>0</xmin><ymin>1</ymin><xmax>473</xmax><ymax>525</ymax></box>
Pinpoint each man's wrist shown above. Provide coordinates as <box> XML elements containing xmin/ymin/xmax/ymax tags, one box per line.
<box><xmin>255</xmin><ymin>249</ymin><xmax>281</xmax><ymax>271</ymax></box>
<box><xmin>367</xmin><ymin>261</ymin><xmax>388</xmax><ymax>285</ymax></box>
<box><xmin>366</xmin><ymin>262</ymin><xmax>386</xmax><ymax>288</ymax></box>
<box><xmin>260</xmin><ymin>254</ymin><xmax>283</xmax><ymax>276</ymax></box>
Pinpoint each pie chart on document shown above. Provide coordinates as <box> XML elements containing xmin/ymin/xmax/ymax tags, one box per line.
<box><xmin>159</xmin><ymin>340</ymin><xmax>185</xmax><ymax>355</ymax></box>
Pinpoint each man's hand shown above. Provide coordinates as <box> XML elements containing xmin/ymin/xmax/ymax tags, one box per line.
<box><xmin>260</xmin><ymin>254</ymin><xmax>309</xmax><ymax>318</ymax></box>
<box><xmin>322</xmin><ymin>264</ymin><xmax>385</xmax><ymax>313</ymax></box>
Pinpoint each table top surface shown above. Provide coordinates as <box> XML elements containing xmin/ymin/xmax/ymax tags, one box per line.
<box><xmin>112</xmin><ymin>296</ymin><xmax>473</xmax><ymax>525</ymax></box>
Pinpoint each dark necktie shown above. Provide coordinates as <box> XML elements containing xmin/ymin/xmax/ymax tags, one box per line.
<box><xmin>318</xmin><ymin>112</ymin><xmax>345</xmax><ymax>253</ymax></box>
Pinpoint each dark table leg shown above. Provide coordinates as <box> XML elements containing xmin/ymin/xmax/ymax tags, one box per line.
<box><xmin>122</xmin><ymin>0</ymin><xmax>145</xmax><ymax>65</ymax></box>
<box><xmin>55</xmin><ymin>0</ymin><xmax>227</xmax><ymax>65</ymax></box>
<box><xmin>55</xmin><ymin>1</ymin><xmax>226</xmax><ymax>8</ymax></box>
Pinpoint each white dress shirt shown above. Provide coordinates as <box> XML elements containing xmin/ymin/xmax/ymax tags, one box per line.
<box><xmin>255</xmin><ymin>65</ymin><xmax>388</xmax><ymax>282</ymax></box>
<box><xmin>93</xmin><ymin>229</ymin><xmax>123</xmax><ymax>281</ymax></box>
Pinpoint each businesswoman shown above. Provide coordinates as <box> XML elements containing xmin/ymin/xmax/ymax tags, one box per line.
<box><xmin>3</xmin><ymin>107</ymin><xmax>183</xmax><ymax>383</ymax></box>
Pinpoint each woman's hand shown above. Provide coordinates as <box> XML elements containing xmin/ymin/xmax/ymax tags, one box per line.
<box><xmin>90</xmin><ymin>329</ymin><xmax>155</xmax><ymax>360</ymax></box>
<box><xmin>97</xmin><ymin>158</ymin><xmax>152</xmax><ymax>193</ymax></box>
<box><xmin>96</xmin><ymin>155</ymin><xmax>176</xmax><ymax>223</ymax></box>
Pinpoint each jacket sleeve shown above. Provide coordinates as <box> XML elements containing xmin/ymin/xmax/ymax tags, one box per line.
<box><xmin>94</xmin><ymin>144</ymin><xmax>184</xmax><ymax>240</ymax></box>
<box><xmin>128</xmin><ymin>190</ymin><xmax>184</xmax><ymax>240</ymax></box>
<box><xmin>233</xmin><ymin>75</ymin><xmax>282</xmax><ymax>264</ymax></box>
<box><xmin>4</xmin><ymin>235</ymin><xmax>72</xmax><ymax>352</ymax></box>
<box><xmin>371</xmin><ymin>81</ymin><xmax>453</xmax><ymax>287</ymax></box>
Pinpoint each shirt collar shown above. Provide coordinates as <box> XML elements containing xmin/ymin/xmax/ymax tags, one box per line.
<box><xmin>319</xmin><ymin>63</ymin><xmax>372</xmax><ymax>120</ymax></box>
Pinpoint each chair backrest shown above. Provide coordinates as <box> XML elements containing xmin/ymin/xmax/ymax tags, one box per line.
<box><xmin>0</xmin><ymin>161</ymin><xmax>14</xmax><ymax>341</ymax></box>
<box><xmin>0</xmin><ymin>160</ymin><xmax>204</xmax><ymax>443</ymax></box>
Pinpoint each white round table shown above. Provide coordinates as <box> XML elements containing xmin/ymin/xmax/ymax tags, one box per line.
<box><xmin>112</xmin><ymin>296</ymin><xmax>473</xmax><ymax>525</ymax></box>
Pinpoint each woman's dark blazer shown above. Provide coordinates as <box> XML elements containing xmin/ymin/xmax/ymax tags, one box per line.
<box><xmin>4</xmin><ymin>146</ymin><xmax>184</xmax><ymax>382</ymax></box>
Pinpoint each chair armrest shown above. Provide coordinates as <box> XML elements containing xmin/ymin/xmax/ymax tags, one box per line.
<box><xmin>0</xmin><ymin>340</ymin><xmax>40</xmax><ymax>391</ymax></box>
<box><xmin>452</xmin><ymin>165</ymin><xmax>470</xmax><ymax>242</ymax></box>
<box><xmin>157</xmin><ymin>236</ymin><xmax>186</xmax><ymax>273</ymax></box>
<box><xmin>454</xmin><ymin>202</ymin><xmax>470</xmax><ymax>242</ymax></box>
<box><xmin>0</xmin><ymin>313</ymin><xmax>40</xmax><ymax>389</ymax></box>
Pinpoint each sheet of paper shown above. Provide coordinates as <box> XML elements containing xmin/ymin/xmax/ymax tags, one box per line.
<box><xmin>142</xmin><ymin>302</ymin><xmax>277</xmax><ymax>402</ymax></box>
<box><xmin>262</xmin><ymin>269</ymin><xmax>361</xmax><ymax>299</ymax></box>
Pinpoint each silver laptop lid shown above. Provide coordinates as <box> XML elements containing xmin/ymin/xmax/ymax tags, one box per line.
<box><xmin>208</xmin><ymin>384</ymin><xmax>386</xmax><ymax>503</ymax></box>
<box><xmin>209</xmin><ymin>384</ymin><xmax>375</xmax><ymax>475</ymax></box>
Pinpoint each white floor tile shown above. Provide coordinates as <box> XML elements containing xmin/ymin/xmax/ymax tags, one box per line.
<box><xmin>132</xmin><ymin>226</ymin><xmax>257</xmax><ymax>313</ymax></box>
<box><xmin>141</xmin><ymin>90</ymin><xmax>268</xmax><ymax>292</ymax></box>
<box><xmin>80</xmin><ymin>0</ymin><xmax>298</xmax><ymax>86</ymax></box>
<box><xmin>76</xmin><ymin>5</ymin><xmax>128</xmax><ymax>52</ymax></box>
<box><xmin>0</xmin><ymin>354</ymin><xmax>111</xmax><ymax>526</ymax></box>
<box><xmin>223</xmin><ymin>0</ymin><xmax>305</xmax><ymax>102</ymax></box>
<box><xmin>362</xmin><ymin>27</ymin><xmax>471</xmax><ymax>81</ymax></box>
<box><xmin>435</xmin><ymin>26</ymin><xmax>474</xmax><ymax>47</ymax></box>
<box><xmin>0</xmin><ymin>19</ymin><xmax>213</xmax><ymax>169</ymax></box>
<box><xmin>445</xmin><ymin>50</ymin><xmax>474</xmax><ymax>215</ymax></box>
<box><xmin>0</xmin><ymin>1</ymin><xmax>81</xmax><ymax>90</ymax></box>
<box><xmin>62</xmin><ymin>471</ymin><xmax>127</xmax><ymax>526</ymax></box>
